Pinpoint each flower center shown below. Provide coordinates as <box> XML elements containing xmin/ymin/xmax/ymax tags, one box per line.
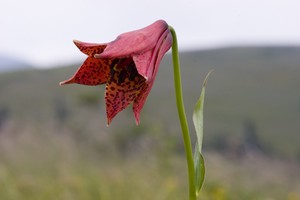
<box><xmin>109</xmin><ymin>58</ymin><xmax>141</xmax><ymax>84</ymax></box>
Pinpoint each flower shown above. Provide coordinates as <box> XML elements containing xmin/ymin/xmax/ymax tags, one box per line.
<box><xmin>60</xmin><ymin>20</ymin><xmax>173</xmax><ymax>125</ymax></box>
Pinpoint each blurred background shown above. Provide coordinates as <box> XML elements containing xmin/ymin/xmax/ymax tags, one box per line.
<box><xmin>1</xmin><ymin>0</ymin><xmax>300</xmax><ymax>199</ymax></box>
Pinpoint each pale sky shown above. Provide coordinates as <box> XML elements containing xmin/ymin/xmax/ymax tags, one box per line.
<box><xmin>1</xmin><ymin>0</ymin><xmax>300</xmax><ymax>68</ymax></box>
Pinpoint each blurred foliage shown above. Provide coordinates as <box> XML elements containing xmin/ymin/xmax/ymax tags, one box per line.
<box><xmin>0</xmin><ymin>46</ymin><xmax>300</xmax><ymax>199</ymax></box>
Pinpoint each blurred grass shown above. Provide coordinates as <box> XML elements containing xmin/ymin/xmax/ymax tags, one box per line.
<box><xmin>1</xmin><ymin>129</ymin><xmax>299</xmax><ymax>200</ymax></box>
<box><xmin>0</xmin><ymin>46</ymin><xmax>300</xmax><ymax>199</ymax></box>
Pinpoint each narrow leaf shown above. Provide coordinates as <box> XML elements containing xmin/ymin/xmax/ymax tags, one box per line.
<box><xmin>193</xmin><ymin>70</ymin><xmax>213</xmax><ymax>153</ymax></box>
<box><xmin>192</xmin><ymin>70</ymin><xmax>213</xmax><ymax>195</ymax></box>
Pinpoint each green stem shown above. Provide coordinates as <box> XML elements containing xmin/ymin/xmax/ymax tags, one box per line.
<box><xmin>169</xmin><ymin>26</ymin><xmax>196</xmax><ymax>200</ymax></box>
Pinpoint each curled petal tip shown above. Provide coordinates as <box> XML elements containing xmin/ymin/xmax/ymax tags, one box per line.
<box><xmin>59</xmin><ymin>78</ymin><xmax>75</xmax><ymax>85</ymax></box>
<box><xmin>73</xmin><ymin>40</ymin><xmax>80</xmax><ymax>48</ymax></box>
<box><xmin>73</xmin><ymin>40</ymin><xmax>88</xmax><ymax>52</ymax></box>
<box><xmin>73</xmin><ymin>39</ymin><xmax>82</xmax><ymax>46</ymax></box>
<box><xmin>134</xmin><ymin>113</ymin><xmax>141</xmax><ymax>125</ymax></box>
<box><xmin>106</xmin><ymin>118</ymin><xmax>111</xmax><ymax>126</ymax></box>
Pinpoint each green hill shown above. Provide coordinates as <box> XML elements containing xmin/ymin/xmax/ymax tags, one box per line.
<box><xmin>0</xmin><ymin>46</ymin><xmax>300</xmax><ymax>199</ymax></box>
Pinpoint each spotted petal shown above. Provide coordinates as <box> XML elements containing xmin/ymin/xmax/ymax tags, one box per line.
<box><xmin>73</xmin><ymin>40</ymin><xmax>106</xmax><ymax>56</ymax></box>
<box><xmin>60</xmin><ymin>41</ymin><xmax>111</xmax><ymax>85</ymax></box>
<box><xmin>105</xmin><ymin>58</ymin><xmax>145</xmax><ymax>125</ymax></box>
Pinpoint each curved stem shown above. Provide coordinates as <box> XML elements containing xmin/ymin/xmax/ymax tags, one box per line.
<box><xmin>169</xmin><ymin>26</ymin><xmax>196</xmax><ymax>200</ymax></box>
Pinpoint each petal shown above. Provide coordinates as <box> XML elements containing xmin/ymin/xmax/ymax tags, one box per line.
<box><xmin>73</xmin><ymin>40</ymin><xmax>107</xmax><ymax>56</ymax></box>
<box><xmin>133</xmin><ymin>31</ymin><xmax>173</xmax><ymax>124</ymax></box>
<box><xmin>60</xmin><ymin>40</ymin><xmax>112</xmax><ymax>86</ymax></box>
<box><xmin>95</xmin><ymin>20</ymin><xmax>169</xmax><ymax>59</ymax></box>
<box><xmin>105</xmin><ymin>58</ymin><xmax>145</xmax><ymax>125</ymax></box>
<box><xmin>133</xmin><ymin>29</ymin><xmax>172</xmax><ymax>82</ymax></box>
<box><xmin>60</xmin><ymin>57</ymin><xmax>112</xmax><ymax>85</ymax></box>
<box><xmin>132</xmin><ymin>50</ymin><xmax>153</xmax><ymax>80</ymax></box>
<box><xmin>132</xmin><ymin>84</ymin><xmax>150</xmax><ymax>125</ymax></box>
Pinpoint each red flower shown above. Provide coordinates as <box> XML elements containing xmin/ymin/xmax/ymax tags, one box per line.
<box><xmin>60</xmin><ymin>20</ymin><xmax>172</xmax><ymax>125</ymax></box>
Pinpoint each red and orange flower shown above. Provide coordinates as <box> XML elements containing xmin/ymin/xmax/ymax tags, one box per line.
<box><xmin>60</xmin><ymin>20</ymin><xmax>172</xmax><ymax>125</ymax></box>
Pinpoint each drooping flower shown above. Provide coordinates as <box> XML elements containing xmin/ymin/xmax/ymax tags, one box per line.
<box><xmin>60</xmin><ymin>20</ymin><xmax>172</xmax><ymax>125</ymax></box>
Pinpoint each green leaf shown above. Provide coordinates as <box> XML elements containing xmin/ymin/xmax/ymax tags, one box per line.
<box><xmin>192</xmin><ymin>70</ymin><xmax>212</xmax><ymax>195</ymax></box>
<box><xmin>194</xmin><ymin>142</ymin><xmax>205</xmax><ymax>196</ymax></box>
<box><xmin>193</xmin><ymin>70</ymin><xmax>213</xmax><ymax>153</ymax></box>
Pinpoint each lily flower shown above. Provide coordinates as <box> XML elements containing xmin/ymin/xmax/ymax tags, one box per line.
<box><xmin>60</xmin><ymin>20</ymin><xmax>172</xmax><ymax>125</ymax></box>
